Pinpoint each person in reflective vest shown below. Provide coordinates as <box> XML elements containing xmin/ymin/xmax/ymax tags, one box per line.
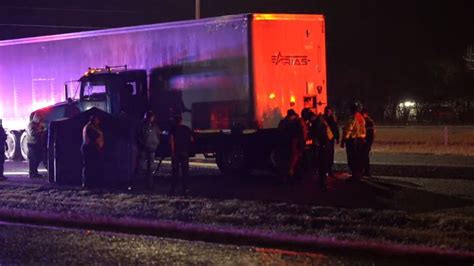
<box><xmin>341</xmin><ymin>102</ymin><xmax>366</xmax><ymax>181</ymax></box>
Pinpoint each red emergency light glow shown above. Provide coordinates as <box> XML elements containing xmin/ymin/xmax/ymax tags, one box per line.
<box><xmin>251</xmin><ymin>14</ymin><xmax>327</xmax><ymax>127</ymax></box>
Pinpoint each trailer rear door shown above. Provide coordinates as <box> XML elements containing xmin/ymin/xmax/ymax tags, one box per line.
<box><xmin>251</xmin><ymin>14</ymin><xmax>327</xmax><ymax>128</ymax></box>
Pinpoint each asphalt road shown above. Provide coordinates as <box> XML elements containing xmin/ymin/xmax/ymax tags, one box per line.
<box><xmin>334</xmin><ymin>150</ymin><xmax>474</xmax><ymax>168</ymax></box>
<box><xmin>0</xmin><ymin>221</ymin><xmax>424</xmax><ymax>265</ymax></box>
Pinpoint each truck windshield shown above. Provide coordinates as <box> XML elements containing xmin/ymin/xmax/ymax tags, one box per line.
<box><xmin>82</xmin><ymin>82</ymin><xmax>106</xmax><ymax>101</ymax></box>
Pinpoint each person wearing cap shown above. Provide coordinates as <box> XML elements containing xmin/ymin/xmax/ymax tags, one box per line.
<box><xmin>169</xmin><ymin>115</ymin><xmax>193</xmax><ymax>194</ymax></box>
<box><xmin>26</xmin><ymin>112</ymin><xmax>46</xmax><ymax>178</ymax></box>
<box><xmin>361</xmin><ymin>108</ymin><xmax>375</xmax><ymax>178</ymax></box>
<box><xmin>136</xmin><ymin>110</ymin><xmax>161</xmax><ymax>188</ymax></box>
<box><xmin>0</xmin><ymin>120</ymin><xmax>7</xmax><ymax>181</ymax></box>
<box><xmin>341</xmin><ymin>102</ymin><xmax>366</xmax><ymax>181</ymax></box>
<box><xmin>82</xmin><ymin>115</ymin><xmax>104</xmax><ymax>187</ymax></box>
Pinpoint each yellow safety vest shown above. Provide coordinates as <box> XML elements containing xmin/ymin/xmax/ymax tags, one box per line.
<box><xmin>343</xmin><ymin>113</ymin><xmax>366</xmax><ymax>139</ymax></box>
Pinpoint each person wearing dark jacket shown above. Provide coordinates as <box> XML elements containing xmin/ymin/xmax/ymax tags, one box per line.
<box><xmin>323</xmin><ymin>106</ymin><xmax>339</xmax><ymax>176</ymax></box>
<box><xmin>169</xmin><ymin>115</ymin><xmax>193</xmax><ymax>194</ymax></box>
<box><xmin>362</xmin><ymin>109</ymin><xmax>375</xmax><ymax>178</ymax></box>
<box><xmin>314</xmin><ymin>113</ymin><xmax>334</xmax><ymax>191</ymax></box>
<box><xmin>278</xmin><ymin>109</ymin><xmax>306</xmax><ymax>180</ymax></box>
<box><xmin>0</xmin><ymin>120</ymin><xmax>7</xmax><ymax>181</ymax></box>
<box><xmin>82</xmin><ymin>115</ymin><xmax>104</xmax><ymax>187</ymax></box>
<box><xmin>136</xmin><ymin>111</ymin><xmax>161</xmax><ymax>188</ymax></box>
<box><xmin>26</xmin><ymin>113</ymin><xmax>46</xmax><ymax>178</ymax></box>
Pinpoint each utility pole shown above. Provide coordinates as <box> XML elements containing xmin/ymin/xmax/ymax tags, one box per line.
<box><xmin>195</xmin><ymin>0</ymin><xmax>201</xmax><ymax>19</ymax></box>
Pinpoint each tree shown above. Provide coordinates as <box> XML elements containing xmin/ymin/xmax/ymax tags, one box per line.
<box><xmin>464</xmin><ymin>45</ymin><xmax>474</xmax><ymax>71</ymax></box>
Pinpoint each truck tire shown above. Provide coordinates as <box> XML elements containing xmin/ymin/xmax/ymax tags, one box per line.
<box><xmin>215</xmin><ymin>145</ymin><xmax>249</xmax><ymax>176</ymax></box>
<box><xmin>20</xmin><ymin>131</ymin><xmax>28</xmax><ymax>160</ymax></box>
<box><xmin>5</xmin><ymin>130</ymin><xmax>22</xmax><ymax>161</ymax></box>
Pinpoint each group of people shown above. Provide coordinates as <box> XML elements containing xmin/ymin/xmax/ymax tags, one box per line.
<box><xmin>278</xmin><ymin>102</ymin><xmax>375</xmax><ymax>190</ymax></box>
<box><xmin>0</xmin><ymin>103</ymin><xmax>374</xmax><ymax>193</ymax></box>
<box><xmin>81</xmin><ymin>111</ymin><xmax>192</xmax><ymax>193</ymax></box>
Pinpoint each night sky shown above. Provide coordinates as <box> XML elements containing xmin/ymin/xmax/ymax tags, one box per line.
<box><xmin>1</xmin><ymin>0</ymin><xmax>473</xmax><ymax>112</ymax></box>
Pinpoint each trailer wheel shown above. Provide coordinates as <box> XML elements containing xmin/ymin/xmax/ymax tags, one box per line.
<box><xmin>216</xmin><ymin>145</ymin><xmax>249</xmax><ymax>176</ymax></box>
<box><xmin>5</xmin><ymin>130</ymin><xmax>22</xmax><ymax>161</ymax></box>
<box><xmin>20</xmin><ymin>131</ymin><xmax>29</xmax><ymax>160</ymax></box>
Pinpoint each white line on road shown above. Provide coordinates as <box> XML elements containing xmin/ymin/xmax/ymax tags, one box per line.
<box><xmin>4</xmin><ymin>169</ymin><xmax>48</xmax><ymax>176</ymax></box>
<box><xmin>3</xmin><ymin>162</ymin><xmax>217</xmax><ymax>176</ymax></box>
<box><xmin>160</xmin><ymin>160</ymin><xmax>218</xmax><ymax>169</ymax></box>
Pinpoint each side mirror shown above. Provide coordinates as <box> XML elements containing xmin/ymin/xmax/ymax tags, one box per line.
<box><xmin>64</xmin><ymin>83</ymin><xmax>69</xmax><ymax>101</ymax></box>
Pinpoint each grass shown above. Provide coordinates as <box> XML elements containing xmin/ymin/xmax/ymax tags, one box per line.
<box><xmin>370</xmin><ymin>126</ymin><xmax>474</xmax><ymax>156</ymax></box>
<box><xmin>0</xmin><ymin>182</ymin><xmax>473</xmax><ymax>252</ymax></box>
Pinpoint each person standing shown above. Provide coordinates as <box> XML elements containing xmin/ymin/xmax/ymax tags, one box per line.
<box><xmin>82</xmin><ymin>115</ymin><xmax>104</xmax><ymax>188</ymax></box>
<box><xmin>341</xmin><ymin>102</ymin><xmax>366</xmax><ymax>181</ymax></box>
<box><xmin>323</xmin><ymin>106</ymin><xmax>339</xmax><ymax>176</ymax></box>
<box><xmin>0</xmin><ymin>120</ymin><xmax>7</xmax><ymax>181</ymax></box>
<box><xmin>278</xmin><ymin>109</ymin><xmax>306</xmax><ymax>180</ymax></box>
<box><xmin>314</xmin><ymin>113</ymin><xmax>334</xmax><ymax>191</ymax></box>
<box><xmin>136</xmin><ymin>111</ymin><xmax>161</xmax><ymax>188</ymax></box>
<box><xmin>303</xmin><ymin>109</ymin><xmax>334</xmax><ymax>190</ymax></box>
<box><xmin>26</xmin><ymin>113</ymin><xmax>46</xmax><ymax>178</ymax></box>
<box><xmin>301</xmin><ymin>108</ymin><xmax>316</xmax><ymax>174</ymax></box>
<box><xmin>362</xmin><ymin>108</ymin><xmax>375</xmax><ymax>178</ymax></box>
<box><xmin>169</xmin><ymin>115</ymin><xmax>193</xmax><ymax>194</ymax></box>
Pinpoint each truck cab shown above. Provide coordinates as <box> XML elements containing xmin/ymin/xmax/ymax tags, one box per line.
<box><xmin>18</xmin><ymin>66</ymin><xmax>149</xmax><ymax>162</ymax></box>
<box><xmin>78</xmin><ymin>66</ymin><xmax>148</xmax><ymax>119</ymax></box>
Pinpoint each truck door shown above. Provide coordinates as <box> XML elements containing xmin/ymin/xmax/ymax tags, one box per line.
<box><xmin>119</xmin><ymin>80</ymin><xmax>147</xmax><ymax>120</ymax></box>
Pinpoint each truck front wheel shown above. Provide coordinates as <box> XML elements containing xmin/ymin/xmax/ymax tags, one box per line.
<box><xmin>20</xmin><ymin>131</ymin><xmax>29</xmax><ymax>160</ymax></box>
<box><xmin>5</xmin><ymin>130</ymin><xmax>22</xmax><ymax>161</ymax></box>
<box><xmin>215</xmin><ymin>145</ymin><xmax>249</xmax><ymax>176</ymax></box>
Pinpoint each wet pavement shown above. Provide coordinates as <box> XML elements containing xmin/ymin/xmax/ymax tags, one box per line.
<box><xmin>0</xmin><ymin>221</ymin><xmax>422</xmax><ymax>265</ymax></box>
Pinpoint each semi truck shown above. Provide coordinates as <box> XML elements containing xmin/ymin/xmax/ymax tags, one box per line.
<box><xmin>0</xmin><ymin>13</ymin><xmax>327</xmax><ymax>174</ymax></box>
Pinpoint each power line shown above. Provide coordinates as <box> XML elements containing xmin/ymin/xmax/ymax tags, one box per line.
<box><xmin>1</xmin><ymin>6</ymin><xmax>141</xmax><ymax>14</ymax></box>
<box><xmin>0</xmin><ymin>23</ymin><xmax>104</xmax><ymax>30</ymax></box>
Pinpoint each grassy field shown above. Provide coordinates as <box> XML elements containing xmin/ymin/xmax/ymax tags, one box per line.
<box><xmin>0</xmin><ymin>178</ymin><xmax>473</xmax><ymax>253</ymax></box>
<box><xmin>371</xmin><ymin>126</ymin><xmax>474</xmax><ymax>156</ymax></box>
